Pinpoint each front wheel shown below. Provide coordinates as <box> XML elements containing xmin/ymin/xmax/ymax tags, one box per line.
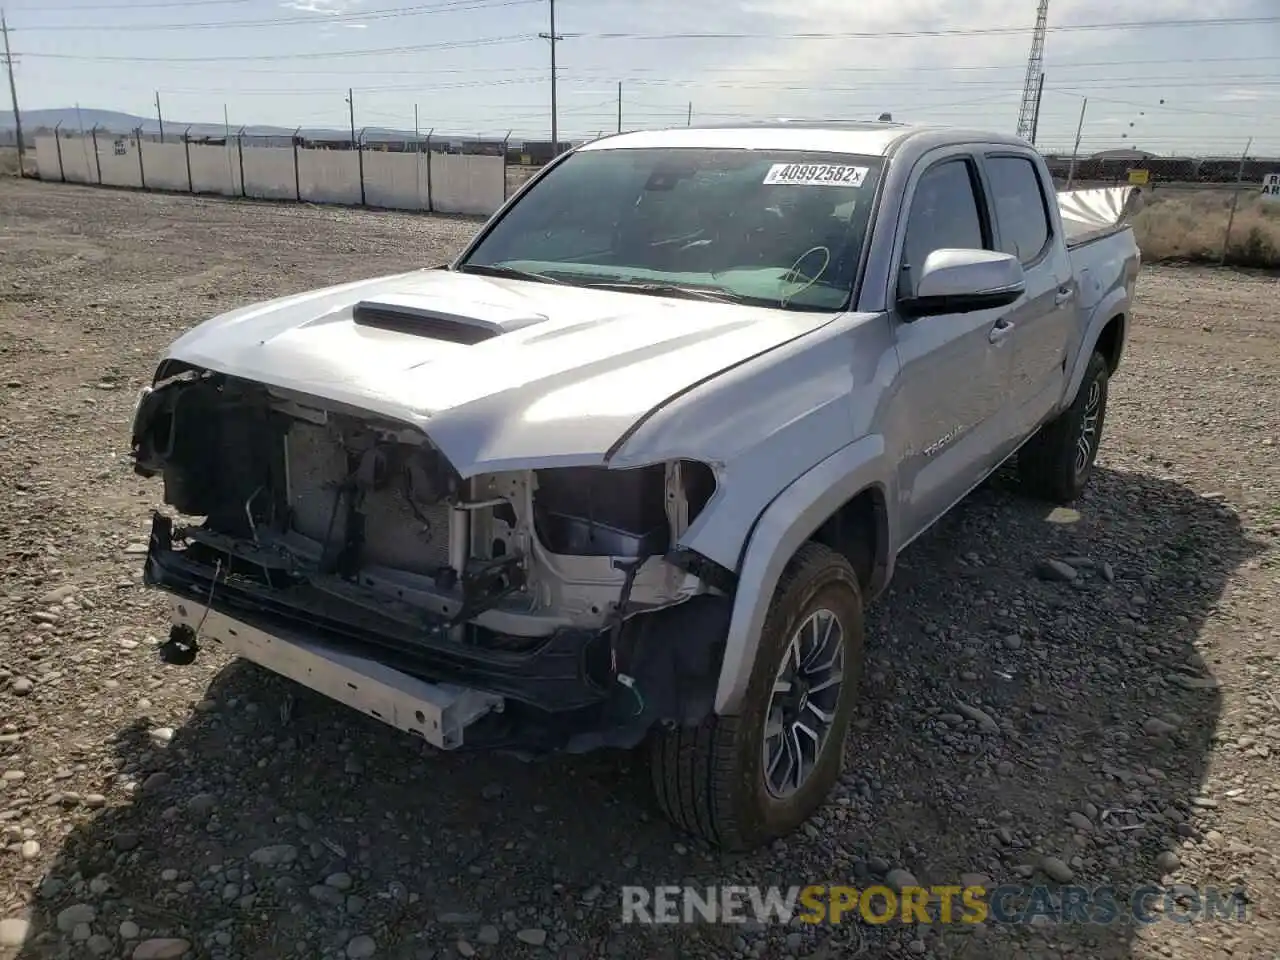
<box><xmin>1017</xmin><ymin>349</ymin><xmax>1111</xmax><ymax>503</ymax></box>
<box><xmin>648</xmin><ymin>542</ymin><xmax>864</xmax><ymax>851</ymax></box>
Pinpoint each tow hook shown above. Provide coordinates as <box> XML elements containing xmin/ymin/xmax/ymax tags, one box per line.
<box><xmin>159</xmin><ymin>624</ymin><xmax>200</xmax><ymax>665</ymax></box>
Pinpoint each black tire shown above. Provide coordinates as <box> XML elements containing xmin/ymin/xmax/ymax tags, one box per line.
<box><xmin>648</xmin><ymin>542</ymin><xmax>864</xmax><ymax>851</ymax></box>
<box><xmin>1018</xmin><ymin>349</ymin><xmax>1110</xmax><ymax>503</ymax></box>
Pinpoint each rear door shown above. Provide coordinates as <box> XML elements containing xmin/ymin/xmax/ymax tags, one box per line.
<box><xmin>981</xmin><ymin>152</ymin><xmax>1075</xmax><ymax>437</ymax></box>
<box><xmin>889</xmin><ymin>149</ymin><xmax>1017</xmax><ymax>543</ymax></box>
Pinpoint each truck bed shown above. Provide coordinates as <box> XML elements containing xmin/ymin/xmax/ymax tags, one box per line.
<box><xmin>1057</xmin><ymin>186</ymin><xmax>1143</xmax><ymax>249</ymax></box>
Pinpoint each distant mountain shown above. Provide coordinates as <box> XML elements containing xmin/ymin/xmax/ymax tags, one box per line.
<box><xmin>0</xmin><ymin>108</ymin><xmax>156</xmax><ymax>134</ymax></box>
<box><xmin>0</xmin><ymin>107</ymin><xmax>497</xmax><ymax>144</ymax></box>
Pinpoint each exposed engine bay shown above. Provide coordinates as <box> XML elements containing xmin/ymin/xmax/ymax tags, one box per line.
<box><xmin>131</xmin><ymin>363</ymin><xmax>733</xmax><ymax>751</ymax></box>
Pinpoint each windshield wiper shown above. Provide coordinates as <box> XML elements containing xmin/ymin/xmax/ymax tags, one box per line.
<box><xmin>581</xmin><ymin>280</ymin><xmax>748</xmax><ymax>304</ymax></box>
<box><xmin>455</xmin><ymin>263</ymin><xmax>565</xmax><ymax>285</ymax></box>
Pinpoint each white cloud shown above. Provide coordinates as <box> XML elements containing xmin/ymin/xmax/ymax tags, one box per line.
<box><xmin>1217</xmin><ymin>89</ymin><xmax>1265</xmax><ymax>102</ymax></box>
<box><xmin>281</xmin><ymin>0</ymin><xmax>365</xmax><ymax>14</ymax></box>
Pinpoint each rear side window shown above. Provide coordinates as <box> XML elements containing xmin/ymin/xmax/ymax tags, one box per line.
<box><xmin>986</xmin><ymin>156</ymin><xmax>1051</xmax><ymax>264</ymax></box>
<box><xmin>901</xmin><ymin>158</ymin><xmax>988</xmax><ymax>293</ymax></box>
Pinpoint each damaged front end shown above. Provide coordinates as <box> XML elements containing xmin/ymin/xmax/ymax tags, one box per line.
<box><xmin>130</xmin><ymin>363</ymin><xmax>734</xmax><ymax>753</ymax></box>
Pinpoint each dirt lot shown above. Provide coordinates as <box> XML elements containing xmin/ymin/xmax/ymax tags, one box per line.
<box><xmin>1</xmin><ymin>179</ymin><xmax>1278</xmax><ymax>960</ymax></box>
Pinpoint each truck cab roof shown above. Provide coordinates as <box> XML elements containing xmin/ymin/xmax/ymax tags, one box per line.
<box><xmin>578</xmin><ymin>121</ymin><xmax>1036</xmax><ymax>160</ymax></box>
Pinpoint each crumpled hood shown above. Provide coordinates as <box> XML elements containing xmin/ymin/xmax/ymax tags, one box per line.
<box><xmin>164</xmin><ymin>267</ymin><xmax>839</xmax><ymax>475</ymax></box>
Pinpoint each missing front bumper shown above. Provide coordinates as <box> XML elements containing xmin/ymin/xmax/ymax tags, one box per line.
<box><xmin>170</xmin><ymin>600</ymin><xmax>503</xmax><ymax>749</ymax></box>
<box><xmin>143</xmin><ymin>513</ymin><xmax>732</xmax><ymax>752</ymax></box>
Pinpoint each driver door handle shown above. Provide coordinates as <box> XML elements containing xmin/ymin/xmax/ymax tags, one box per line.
<box><xmin>989</xmin><ymin>318</ymin><xmax>1016</xmax><ymax>344</ymax></box>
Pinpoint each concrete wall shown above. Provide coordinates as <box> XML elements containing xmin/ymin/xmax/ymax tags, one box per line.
<box><xmin>242</xmin><ymin>146</ymin><xmax>296</xmax><ymax>201</ymax></box>
<box><xmin>100</xmin><ymin>135</ymin><xmax>144</xmax><ymax>189</ymax></box>
<box><xmin>298</xmin><ymin>148</ymin><xmax>362</xmax><ymax>206</ymax></box>
<box><xmin>35</xmin><ymin>134</ymin><xmax>506</xmax><ymax>216</ymax></box>
<box><xmin>363</xmin><ymin>150</ymin><xmax>427</xmax><ymax>210</ymax></box>
<box><xmin>189</xmin><ymin>143</ymin><xmax>241</xmax><ymax>197</ymax></box>
<box><xmin>35</xmin><ymin>134</ymin><xmax>97</xmax><ymax>184</ymax></box>
<box><xmin>431</xmin><ymin>153</ymin><xmax>506</xmax><ymax>216</ymax></box>
<box><xmin>140</xmin><ymin>141</ymin><xmax>189</xmax><ymax>192</ymax></box>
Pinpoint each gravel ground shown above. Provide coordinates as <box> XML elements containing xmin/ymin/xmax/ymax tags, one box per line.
<box><xmin>1</xmin><ymin>179</ymin><xmax>1278</xmax><ymax>960</ymax></box>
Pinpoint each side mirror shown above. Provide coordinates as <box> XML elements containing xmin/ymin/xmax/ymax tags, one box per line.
<box><xmin>900</xmin><ymin>249</ymin><xmax>1026</xmax><ymax>319</ymax></box>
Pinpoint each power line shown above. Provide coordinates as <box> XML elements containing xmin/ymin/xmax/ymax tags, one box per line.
<box><xmin>14</xmin><ymin>35</ymin><xmax>533</xmax><ymax>61</ymax></box>
<box><xmin>15</xmin><ymin>0</ymin><xmax>540</xmax><ymax>32</ymax></box>
<box><xmin>121</xmin><ymin>75</ymin><xmax>1280</xmax><ymax>98</ymax></box>
<box><xmin>1047</xmin><ymin>89</ymin><xmax>1280</xmax><ymax>123</ymax></box>
<box><xmin>76</xmin><ymin>53</ymin><xmax>1280</xmax><ymax>78</ymax></box>
<box><xmin>613</xmin><ymin>74</ymin><xmax>1280</xmax><ymax>91</ymax></box>
<box><xmin>16</xmin><ymin>15</ymin><xmax>1280</xmax><ymax>60</ymax></box>
<box><xmin>10</xmin><ymin>0</ymin><xmax>253</xmax><ymax>9</ymax></box>
<box><xmin>140</xmin><ymin>77</ymin><xmax>554</xmax><ymax>96</ymax></box>
<box><xmin>570</xmin><ymin>15</ymin><xmax>1280</xmax><ymax>41</ymax></box>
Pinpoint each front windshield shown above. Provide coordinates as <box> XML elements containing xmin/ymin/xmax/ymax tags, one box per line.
<box><xmin>458</xmin><ymin>147</ymin><xmax>886</xmax><ymax>312</ymax></box>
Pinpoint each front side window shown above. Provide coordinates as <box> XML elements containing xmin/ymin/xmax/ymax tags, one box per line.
<box><xmin>986</xmin><ymin>155</ymin><xmax>1052</xmax><ymax>264</ymax></box>
<box><xmin>899</xmin><ymin>158</ymin><xmax>989</xmax><ymax>298</ymax></box>
<box><xmin>459</xmin><ymin>147</ymin><xmax>886</xmax><ymax>311</ymax></box>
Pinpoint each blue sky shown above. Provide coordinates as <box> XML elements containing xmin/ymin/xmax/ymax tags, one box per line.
<box><xmin>7</xmin><ymin>0</ymin><xmax>1280</xmax><ymax>154</ymax></box>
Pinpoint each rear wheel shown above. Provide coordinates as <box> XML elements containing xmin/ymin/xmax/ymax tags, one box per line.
<box><xmin>1018</xmin><ymin>349</ymin><xmax>1110</xmax><ymax>503</ymax></box>
<box><xmin>648</xmin><ymin>542</ymin><xmax>864</xmax><ymax>850</ymax></box>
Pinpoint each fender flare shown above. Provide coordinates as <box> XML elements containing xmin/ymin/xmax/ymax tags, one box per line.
<box><xmin>714</xmin><ymin>434</ymin><xmax>889</xmax><ymax>716</ymax></box>
<box><xmin>1061</xmin><ymin>290</ymin><xmax>1128</xmax><ymax>408</ymax></box>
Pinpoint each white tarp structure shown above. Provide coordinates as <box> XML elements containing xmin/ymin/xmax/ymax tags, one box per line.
<box><xmin>33</xmin><ymin>134</ymin><xmax>506</xmax><ymax>216</ymax></box>
<box><xmin>1057</xmin><ymin>186</ymin><xmax>1143</xmax><ymax>246</ymax></box>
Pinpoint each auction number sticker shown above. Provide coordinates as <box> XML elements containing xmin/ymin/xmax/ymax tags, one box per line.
<box><xmin>763</xmin><ymin>163</ymin><xmax>869</xmax><ymax>187</ymax></box>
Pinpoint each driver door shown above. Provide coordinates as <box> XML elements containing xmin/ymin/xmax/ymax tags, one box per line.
<box><xmin>890</xmin><ymin>151</ymin><xmax>1018</xmax><ymax>542</ymax></box>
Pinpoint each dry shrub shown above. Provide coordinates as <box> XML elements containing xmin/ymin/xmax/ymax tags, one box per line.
<box><xmin>1131</xmin><ymin>190</ymin><xmax>1280</xmax><ymax>268</ymax></box>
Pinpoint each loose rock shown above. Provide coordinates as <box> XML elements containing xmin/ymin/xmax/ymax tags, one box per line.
<box><xmin>0</xmin><ymin>918</ymin><xmax>31</xmax><ymax>948</ymax></box>
<box><xmin>1035</xmin><ymin>559</ymin><xmax>1078</xmax><ymax>582</ymax></box>
<box><xmin>249</xmin><ymin>843</ymin><xmax>298</xmax><ymax>867</ymax></box>
<box><xmin>55</xmin><ymin>904</ymin><xmax>96</xmax><ymax>933</ymax></box>
<box><xmin>1039</xmin><ymin>857</ymin><xmax>1074</xmax><ymax>883</ymax></box>
<box><xmin>131</xmin><ymin>939</ymin><xmax>192</xmax><ymax>960</ymax></box>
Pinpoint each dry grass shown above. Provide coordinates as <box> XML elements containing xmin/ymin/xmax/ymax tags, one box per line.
<box><xmin>0</xmin><ymin>146</ymin><xmax>36</xmax><ymax>178</ymax></box>
<box><xmin>1131</xmin><ymin>189</ymin><xmax>1280</xmax><ymax>268</ymax></box>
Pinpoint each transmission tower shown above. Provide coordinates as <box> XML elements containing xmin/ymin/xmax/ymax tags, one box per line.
<box><xmin>1016</xmin><ymin>0</ymin><xmax>1050</xmax><ymax>142</ymax></box>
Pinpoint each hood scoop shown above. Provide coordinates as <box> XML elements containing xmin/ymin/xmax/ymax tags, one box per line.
<box><xmin>352</xmin><ymin>291</ymin><xmax>548</xmax><ymax>346</ymax></box>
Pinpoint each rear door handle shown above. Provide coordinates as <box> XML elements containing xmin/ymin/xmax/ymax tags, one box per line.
<box><xmin>989</xmin><ymin>319</ymin><xmax>1016</xmax><ymax>344</ymax></box>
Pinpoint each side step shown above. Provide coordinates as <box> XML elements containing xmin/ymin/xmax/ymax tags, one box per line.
<box><xmin>167</xmin><ymin>600</ymin><xmax>504</xmax><ymax>749</ymax></box>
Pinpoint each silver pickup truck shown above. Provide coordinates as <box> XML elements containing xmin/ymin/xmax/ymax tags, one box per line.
<box><xmin>130</xmin><ymin>121</ymin><xmax>1140</xmax><ymax>850</ymax></box>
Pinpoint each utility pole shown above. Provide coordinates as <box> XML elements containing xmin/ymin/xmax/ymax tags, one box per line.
<box><xmin>1065</xmin><ymin>97</ymin><xmax>1087</xmax><ymax>188</ymax></box>
<box><xmin>2</xmin><ymin>9</ymin><xmax>25</xmax><ymax>174</ymax></box>
<box><xmin>347</xmin><ymin>88</ymin><xmax>357</xmax><ymax>148</ymax></box>
<box><xmin>616</xmin><ymin>81</ymin><xmax>621</xmax><ymax>134</ymax></box>
<box><xmin>1220</xmin><ymin>137</ymin><xmax>1254</xmax><ymax>265</ymax></box>
<box><xmin>687</xmin><ymin>102</ymin><xmax>692</xmax><ymax>126</ymax></box>
<box><xmin>538</xmin><ymin>0</ymin><xmax>562</xmax><ymax>155</ymax></box>
<box><xmin>155</xmin><ymin>90</ymin><xmax>165</xmax><ymax>143</ymax></box>
<box><xmin>223</xmin><ymin>103</ymin><xmax>233</xmax><ymax>188</ymax></box>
